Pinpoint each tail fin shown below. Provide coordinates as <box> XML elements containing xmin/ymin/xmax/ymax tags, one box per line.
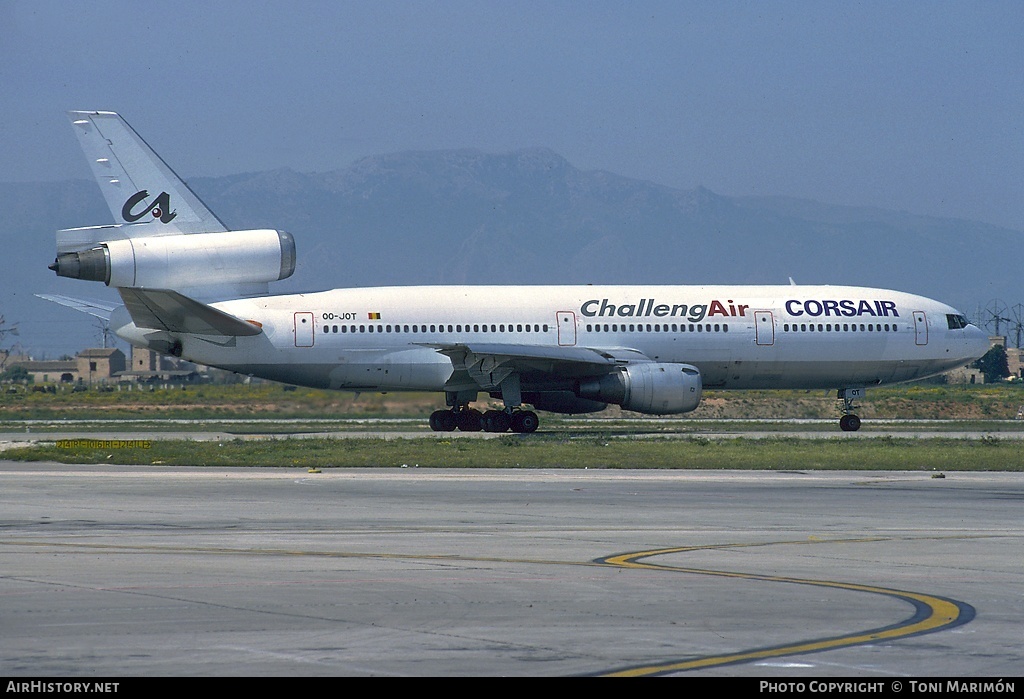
<box><xmin>67</xmin><ymin>111</ymin><xmax>226</xmax><ymax>232</ymax></box>
<box><xmin>55</xmin><ymin>111</ymin><xmax>295</xmax><ymax>300</ymax></box>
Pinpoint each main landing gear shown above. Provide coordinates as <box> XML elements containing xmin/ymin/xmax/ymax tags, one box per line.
<box><xmin>837</xmin><ymin>388</ymin><xmax>864</xmax><ymax>432</ymax></box>
<box><xmin>429</xmin><ymin>407</ymin><xmax>539</xmax><ymax>433</ymax></box>
<box><xmin>430</xmin><ymin>376</ymin><xmax>539</xmax><ymax>433</ymax></box>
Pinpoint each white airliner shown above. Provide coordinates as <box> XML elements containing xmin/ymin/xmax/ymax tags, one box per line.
<box><xmin>43</xmin><ymin>111</ymin><xmax>989</xmax><ymax>432</ymax></box>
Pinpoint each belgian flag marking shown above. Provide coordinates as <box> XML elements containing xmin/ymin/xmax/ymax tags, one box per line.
<box><xmin>368</xmin><ymin>312</ymin><xmax>381</xmax><ymax>320</ymax></box>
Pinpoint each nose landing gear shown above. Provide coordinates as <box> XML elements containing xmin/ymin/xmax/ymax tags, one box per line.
<box><xmin>837</xmin><ymin>388</ymin><xmax>864</xmax><ymax>432</ymax></box>
<box><xmin>839</xmin><ymin>414</ymin><xmax>862</xmax><ymax>432</ymax></box>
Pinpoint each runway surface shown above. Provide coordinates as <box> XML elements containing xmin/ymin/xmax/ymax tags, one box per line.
<box><xmin>1</xmin><ymin>464</ymin><xmax>1021</xmax><ymax>677</ymax></box>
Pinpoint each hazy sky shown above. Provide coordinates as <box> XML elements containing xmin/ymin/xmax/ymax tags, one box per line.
<box><xmin>3</xmin><ymin>0</ymin><xmax>1023</xmax><ymax>231</ymax></box>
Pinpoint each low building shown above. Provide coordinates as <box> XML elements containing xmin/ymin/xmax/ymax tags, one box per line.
<box><xmin>116</xmin><ymin>346</ymin><xmax>200</xmax><ymax>384</ymax></box>
<box><xmin>77</xmin><ymin>348</ymin><xmax>126</xmax><ymax>384</ymax></box>
<box><xmin>1006</xmin><ymin>346</ymin><xmax>1022</xmax><ymax>379</ymax></box>
<box><xmin>945</xmin><ymin>365</ymin><xmax>985</xmax><ymax>384</ymax></box>
<box><xmin>11</xmin><ymin>348</ymin><xmax>126</xmax><ymax>385</ymax></box>
<box><xmin>18</xmin><ymin>359</ymin><xmax>79</xmax><ymax>384</ymax></box>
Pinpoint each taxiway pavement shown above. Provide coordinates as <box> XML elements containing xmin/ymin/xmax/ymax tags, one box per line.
<box><xmin>2</xmin><ymin>464</ymin><xmax>1021</xmax><ymax>677</ymax></box>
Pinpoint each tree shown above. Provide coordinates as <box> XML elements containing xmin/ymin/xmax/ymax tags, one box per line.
<box><xmin>0</xmin><ymin>365</ymin><xmax>29</xmax><ymax>383</ymax></box>
<box><xmin>0</xmin><ymin>314</ymin><xmax>20</xmax><ymax>371</ymax></box>
<box><xmin>974</xmin><ymin>345</ymin><xmax>1010</xmax><ymax>383</ymax></box>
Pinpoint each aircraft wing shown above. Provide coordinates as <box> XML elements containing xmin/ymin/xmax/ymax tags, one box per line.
<box><xmin>118</xmin><ymin>288</ymin><xmax>263</xmax><ymax>337</ymax></box>
<box><xmin>423</xmin><ymin>341</ymin><xmax>650</xmax><ymax>392</ymax></box>
<box><xmin>36</xmin><ymin>293</ymin><xmax>118</xmax><ymax>321</ymax></box>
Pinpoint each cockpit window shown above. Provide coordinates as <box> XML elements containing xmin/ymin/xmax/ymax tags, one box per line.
<box><xmin>946</xmin><ymin>314</ymin><xmax>969</xmax><ymax>330</ymax></box>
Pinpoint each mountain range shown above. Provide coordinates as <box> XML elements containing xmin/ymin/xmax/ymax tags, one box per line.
<box><xmin>3</xmin><ymin>147</ymin><xmax>1021</xmax><ymax>357</ymax></box>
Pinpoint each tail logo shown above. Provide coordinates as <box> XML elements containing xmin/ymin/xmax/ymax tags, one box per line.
<box><xmin>121</xmin><ymin>190</ymin><xmax>177</xmax><ymax>223</ymax></box>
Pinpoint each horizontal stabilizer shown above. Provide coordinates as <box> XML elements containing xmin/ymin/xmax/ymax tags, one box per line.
<box><xmin>35</xmin><ymin>293</ymin><xmax>117</xmax><ymax>321</ymax></box>
<box><xmin>118</xmin><ymin>288</ymin><xmax>262</xmax><ymax>337</ymax></box>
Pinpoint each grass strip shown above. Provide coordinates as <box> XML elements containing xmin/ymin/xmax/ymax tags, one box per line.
<box><xmin>5</xmin><ymin>435</ymin><xmax>1023</xmax><ymax>471</ymax></box>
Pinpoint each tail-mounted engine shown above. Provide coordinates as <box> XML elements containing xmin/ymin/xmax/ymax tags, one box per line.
<box><xmin>49</xmin><ymin>229</ymin><xmax>296</xmax><ymax>288</ymax></box>
<box><xmin>577</xmin><ymin>363</ymin><xmax>702</xmax><ymax>414</ymax></box>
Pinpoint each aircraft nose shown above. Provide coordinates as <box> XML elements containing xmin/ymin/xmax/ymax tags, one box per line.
<box><xmin>966</xmin><ymin>325</ymin><xmax>991</xmax><ymax>360</ymax></box>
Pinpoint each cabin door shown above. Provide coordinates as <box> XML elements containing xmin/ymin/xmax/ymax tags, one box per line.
<box><xmin>557</xmin><ymin>311</ymin><xmax>577</xmax><ymax>346</ymax></box>
<box><xmin>754</xmin><ymin>311</ymin><xmax>775</xmax><ymax>346</ymax></box>
<box><xmin>294</xmin><ymin>312</ymin><xmax>315</xmax><ymax>347</ymax></box>
<box><xmin>913</xmin><ymin>311</ymin><xmax>928</xmax><ymax>346</ymax></box>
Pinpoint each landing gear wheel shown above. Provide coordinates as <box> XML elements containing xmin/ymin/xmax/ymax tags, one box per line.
<box><xmin>455</xmin><ymin>408</ymin><xmax>483</xmax><ymax>432</ymax></box>
<box><xmin>510</xmin><ymin>410</ymin><xmax>539</xmax><ymax>433</ymax></box>
<box><xmin>839</xmin><ymin>414</ymin><xmax>862</xmax><ymax>432</ymax></box>
<box><xmin>429</xmin><ymin>409</ymin><xmax>457</xmax><ymax>432</ymax></box>
<box><xmin>482</xmin><ymin>409</ymin><xmax>510</xmax><ymax>433</ymax></box>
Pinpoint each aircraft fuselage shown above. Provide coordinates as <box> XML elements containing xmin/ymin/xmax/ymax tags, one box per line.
<box><xmin>110</xmin><ymin>283</ymin><xmax>988</xmax><ymax>394</ymax></box>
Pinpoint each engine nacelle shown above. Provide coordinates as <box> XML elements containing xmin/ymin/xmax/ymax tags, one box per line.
<box><xmin>50</xmin><ymin>229</ymin><xmax>296</xmax><ymax>288</ymax></box>
<box><xmin>522</xmin><ymin>391</ymin><xmax>608</xmax><ymax>414</ymax></box>
<box><xmin>577</xmin><ymin>363</ymin><xmax>702</xmax><ymax>414</ymax></box>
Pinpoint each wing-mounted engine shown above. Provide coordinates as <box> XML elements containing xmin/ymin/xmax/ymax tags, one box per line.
<box><xmin>49</xmin><ymin>229</ymin><xmax>296</xmax><ymax>289</ymax></box>
<box><xmin>577</xmin><ymin>363</ymin><xmax>702</xmax><ymax>414</ymax></box>
<box><xmin>521</xmin><ymin>391</ymin><xmax>609</xmax><ymax>414</ymax></box>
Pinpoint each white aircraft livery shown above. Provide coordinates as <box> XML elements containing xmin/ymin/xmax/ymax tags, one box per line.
<box><xmin>44</xmin><ymin>111</ymin><xmax>990</xmax><ymax>432</ymax></box>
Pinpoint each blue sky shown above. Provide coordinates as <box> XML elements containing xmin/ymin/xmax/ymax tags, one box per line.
<box><xmin>3</xmin><ymin>0</ymin><xmax>1023</xmax><ymax>230</ymax></box>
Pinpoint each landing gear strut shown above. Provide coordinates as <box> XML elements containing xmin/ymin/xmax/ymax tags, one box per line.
<box><xmin>837</xmin><ymin>388</ymin><xmax>864</xmax><ymax>432</ymax></box>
